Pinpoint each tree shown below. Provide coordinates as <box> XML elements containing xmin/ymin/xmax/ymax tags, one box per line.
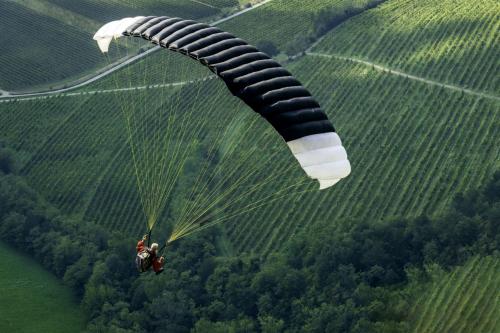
<box><xmin>0</xmin><ymin>148</ymin><xmax>18</xmax><ymax>174</ymax></box>
<box><xmin>259</xmin><ymin>315</ymin><xmax>284</xmax><ymax>333</ymax></box>
<box><xmin>256</xmin><ymin>40</ymin><xmax>279</xmax><ymax>57</ymax></box>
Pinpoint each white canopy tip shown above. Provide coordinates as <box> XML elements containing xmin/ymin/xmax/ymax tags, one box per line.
<box><xmin>95</xmin><ymin>37</ymin><xmax>113</xmax><ymax>53</ymax></box>
<box><xmin>287</xmin><ymin>132</ymin><xmax>351</xmax><ymax>190</ymax></box>
<box><xmin>93</xmin><ymin>16</ymin><xmax>146</xmax><ymax>53</ymax></box>
<box><xmin>318</xmin><ymin>179</ymin><xmax>340</xmax><ymax>190</ymax></box>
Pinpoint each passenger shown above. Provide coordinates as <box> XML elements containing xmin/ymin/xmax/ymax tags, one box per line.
<box><xmin>136</xmin><ymin>234</ymin><xmax>165</xmax><ymax>274</ymax></box>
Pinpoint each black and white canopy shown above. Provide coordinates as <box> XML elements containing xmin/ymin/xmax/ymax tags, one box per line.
<box><xmin>94</xmin><ymin>16</ymin><xmax>351</xmax><ymax>189</ymax></box>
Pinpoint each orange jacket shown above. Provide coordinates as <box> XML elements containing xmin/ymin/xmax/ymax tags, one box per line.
<box><xmin>137</xmin><ymin>239</ymin><xmax>164</xmax><ymax>272</ymax></box>
<box><xmin>136</xmin><ymin>240</ymin><xmax>146</xmax><ymax>253</ymax></box>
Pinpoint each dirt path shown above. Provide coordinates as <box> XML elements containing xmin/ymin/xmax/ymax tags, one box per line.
<box><xmin>307</xmin><ymin>52</ymin><xmax>500</xmax><ymax>102</ymax></box>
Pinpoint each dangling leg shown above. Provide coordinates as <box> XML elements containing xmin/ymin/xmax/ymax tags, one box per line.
<box><xmin>153</xmin><ymin>256</ymin><xmax>165</xmax><ymax>275</ymax></box>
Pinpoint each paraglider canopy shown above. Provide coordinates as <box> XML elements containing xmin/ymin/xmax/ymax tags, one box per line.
<box><xmin>93</xmin><ymin>15</ymin><xmax>351</xmax><ymax>190</ymax></box>
<box><xmin>92</xmin><ymin>15</ymin><xmax>351</xmax><ymax>245</ymax></box>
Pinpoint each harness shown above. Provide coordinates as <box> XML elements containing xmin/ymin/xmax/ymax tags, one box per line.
<box><xmin>135</xmin><ymin>229</ymin><xmax>169</xmax><ymax>273</ymax></box>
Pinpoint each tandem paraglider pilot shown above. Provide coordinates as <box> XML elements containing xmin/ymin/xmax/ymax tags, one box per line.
<box><xmin>136</xmin><ymin>234</ymin><xmax>165</xmax><ymax>275</ymax></box>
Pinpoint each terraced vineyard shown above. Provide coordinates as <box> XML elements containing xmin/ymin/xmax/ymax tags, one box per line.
<box><xmin>0</xmin><ymin>0</ymin><xmax>238</xmax><ymax>92</ymax></box>
<box><xmin>84</xmin><ymin>0</ymin><xmax>388</xmax><ymax>90</ymax></box>
<box><xmin>228</xmin><ymin>55</ymin><xmax>499</xmax><ymax>255</ymax></box>
<box><xmin>84</xmin><ymin>41</ymin><xmax>216</xmax><ymax>91</ymax></box>
<box><xmin>47</xmin><ymin>0</ymin><xmax>237</xmax><ymax>23</ymax></box>
<box><xmin>219</xmin><ymin>0</ymin><xmax>383</xmax><ymax>54</ymax></box>
<box><xmin>1</xmin><ymin>54</ymin><xmax>498</xmax><ymax>255</ymax></box>
<box><xmin>1</xmin><ymin>0</ymin><xmax>498</xmax><ymax>256</ymax></box>
<box><xmin>313</xmin><ymin>0</ymin><xmax>500</xmax><ymax>95</ymax></box>
<box><xmin>409</xmin><ymin>256</ymin><xmax>500</xmax><ymax>333</ymax></box>
<box><xmin>0</xmin><ymin>1</ymin><xmax>105</xmax><ymax>91</ymax></box>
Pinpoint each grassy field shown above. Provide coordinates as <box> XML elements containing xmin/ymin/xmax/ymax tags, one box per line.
<box><xmin>409</xmin><ymin>256</ymin><xmax>500</xmax><ymax>333</ymax></box>
<box><xmin>0</xmin><ymin>0</ymin><xmax>238</xmax><ymax>92</ymax></box>
<box><xmin>0</xmin><ymin>242</ymin><xmax>85</xmax><ymax>333</ymax></box>
<box><xmin>0</xmin><ymin>0</ymin><xmax>499</xmax><ymax>256</ymax></box>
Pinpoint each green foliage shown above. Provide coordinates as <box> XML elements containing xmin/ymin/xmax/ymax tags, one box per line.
<box><xmin>256</xmin><ymin>41</ymin><xmax>280</xmax><ymax>57</ymax></box>
<box><xmin>2</xmin><ymin>56</ymin><xmax>498</xmax><ymax>257</ymax></box>
<box><xmin>0</xmin><ymin>147</ymin><xmax>18</xmax><ymax>174</ymax></box>
<box><xmin>313</xmin><ymin>0</ymin><xmax>384</xmax><ymax>37</ymax></box>
<box><xmin>193</xmin><ymin>317</ymin><xmax>257</xmax><ymax>333</ymax></box>
<box><xmin>259</xmin><ymin>315</ymin><xmax>285</xmax><ymax>333</ymax></box>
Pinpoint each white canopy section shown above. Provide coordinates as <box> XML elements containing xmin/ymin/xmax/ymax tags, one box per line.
<box><xmin>287</xmin><ymin>132</ymin><xmax>351</xmax><ymax>189</ymax></box>
<box><xmin>93</xmin><ymin>16</ymin><xmax>145</xmax><ymax>53</ymax></box>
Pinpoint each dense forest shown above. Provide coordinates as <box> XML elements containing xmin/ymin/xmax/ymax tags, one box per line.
<box><xmin>1</xmin><ymin>147</ymin><xmax>498</xmax><ymax>332</ymax></box>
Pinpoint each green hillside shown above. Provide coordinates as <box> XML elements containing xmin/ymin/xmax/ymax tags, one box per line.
<box><xmin>46</xmin><ymin>0</ymin><xmax>236</xmax><ymax>22</ymax></box>
<box><xmin>83</xmin><ymin>49</ymin><xmax>211</xmax><ymax>91</ymax></box>
<box><xmin>0</xmin><ymin>78</ymin><xmax>302</xmax><ymax>239</ymax></box>
<box><xmin>230</xmin><ymin>56</ymin><xmax>499</xmax><ymax>255</ymax></box>
<box><xmin>4</xmin><ymin>56</ymin><xmax>496</xmax><ymax>253</ymax></box>
<box><xmin>0</xmin><ymin>242</ymin><xmax>85</xmax><ymax>333</ymax></box>
<box><xmin>0</xmin><ymin>1</ymin><xmax>104</xmax><ymax>92</ymax></box>
<box><xmin>0</xmin><ymin>0</ymin><xmax>498</xmax><ymax>256</ymax></box>
<box><xmin>219</xmin><ymin>0</ymin><xmax>383</xmax><ymax>54</ymax></box>
<box><xmin>410</xmin><ymin>256</ymin><xmax>500</xmax><ymax>333</ymax></box>
<box><xmin>313</xmin><ymin>0</ymin><xmax>500</xmax><ymax>95</ymax></box>
<box><xmin>83</xmin><ymin>0</ymin><xmax>385</xmax><ymax>91</ymax></box>
<box><xmin>0</xmin><ymin>0</ymin><xmax>238</xmax><ymax>92</ymax></box>
<box><xmin>0</xmin><ymin>0</ymin><xmax>499</xmax><ymax>332</ymax></box>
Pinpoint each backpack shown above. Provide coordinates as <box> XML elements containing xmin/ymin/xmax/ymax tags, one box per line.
<box><xmin>136</xmin><ymin>250</ymin><xmax>153</xmax><ymax>272</ymax></box>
